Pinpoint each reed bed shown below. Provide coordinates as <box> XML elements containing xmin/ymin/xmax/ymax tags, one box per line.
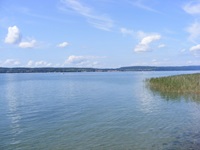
<box><xmin>147</xmin><ymin>73</ymin><xmax>200</xmax><ymax>94</ymax></box>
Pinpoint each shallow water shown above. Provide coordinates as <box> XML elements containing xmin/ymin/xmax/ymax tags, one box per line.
<box><xmin>0</xmin><ymin>71</ymin><xmax>200</xmax><ymax>150</ymax></box>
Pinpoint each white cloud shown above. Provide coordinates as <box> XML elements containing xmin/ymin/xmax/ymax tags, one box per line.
<box><xmin>134</xmin><ymin>34</ymin><xmax>161</xmax><ymax>52</ymax></box>
<box><xmin>27</xmin><ymin>60</ymin><xmax>34</xmax><ymax>67</ymax></box>
<box><xmin>27</xmin><ymin>60</ymin><xmax>52</xmax><ymax>67</ymax></box>
<box><xmin>1</xmin><ymin>59</ymin><xmax>21</xmax><ymax>67</ymax></box>
<box><xmin>183</xmin><ymin>2</ymin><xmax>200</xmax><ymax>14</ymax></box>
<box><xmin>190</xmin><ymin>44</ymin><xmax>200</xmax><ymax>51</ymax></box>
<box><xmin>140</xmin><ymin>35</ymin><xmax>161</xmax><ymax>45</ymax></box>
<box><xmin>19</xmin><ymin>40</ymin><xmax>36</xmax><ymax>48</ymax></box>
<box><xmin>64</xmin><ymin>55</ymin><xmax>101</xmax><ymax>67</ymax></box>
<box><xmin>60</xmin><ymin>0</ymin><xmax>113</xmax><ymax>31</ymax></box>
<box><xmin>186</xmin><ymin>22</ymin><xmax>200</xmax><ymax>42</ymax></box>
<box><xmin>120</xmin><ymin>27</ymin><xmax>134</xmax><ymax>36</ymax></box>
<box><xmin>4</xmin><ymin>26</ymin><xmax>21</xmax><ymax>44</ymax></box>
<box><xmin>57</xmin><ymin>42</ymin><xmax>69</xmax><ymax>48</ymax></box>
<box><xmin>134</xmin><ymin>44</ymin><xmax>149</xmax><ymax>52</ymax></box>
<box><xmin>4</xmin><ymin>26</ymin><xmax>38</xmax><ymax>48</ymax></box>
<box><xmin>35</xmin><ymin>61</ymin><xmax>52</xmax><ymax>67</ymax></box>
<box><xmin>184</xmin><ymin>1</ymin><xmax>200</xmax><ymax>42</ymax></box>
<box><xmin>65</xmin><ymin>55</ymin><xmax>88</xmax><ymax>64</ymax></box>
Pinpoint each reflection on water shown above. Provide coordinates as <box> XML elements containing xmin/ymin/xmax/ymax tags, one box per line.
<box><xmin>5</xmin><ymin>75</ymin><xmax>22</xmax><ymax>146</ymax></box>
<box><xmin>147</xmin><ymin>83</ymin><xmax>200</xmax><ymax>104</ymax></box>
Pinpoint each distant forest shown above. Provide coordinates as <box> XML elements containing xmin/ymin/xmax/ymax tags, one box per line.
<box><xmin>1</xmin><ymin>66</ymin><xmax>200</xmax><ymax>73</ymax></box>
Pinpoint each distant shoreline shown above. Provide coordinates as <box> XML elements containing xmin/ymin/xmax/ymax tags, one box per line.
<box><xmin>1</xmin><ymin>66</ymin><xmax>200</xmax><ymax>73</ymax></box>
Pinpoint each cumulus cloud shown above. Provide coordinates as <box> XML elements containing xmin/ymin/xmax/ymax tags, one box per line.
<box><xmin>35</xmin><ymin>61</ymin><xmax>52</xmax><ymax>67</ymax></box>
<box><xmin>140</xmin><ymin>35</ymin><xmax>161</xmax><ymax>45</ymax></box>
<box><xmin>134</xmin><ymin>34</ymin><xmax>161</xmax><ymax>52</ymax></box>
<box><xmin>0</xmin><ymin>59</ymin><xmax>21</xmax><ymax>67</ymax></box>
<box><xmin>27</xmin><ymin>60</ymin><xmax>34</xmax><ymax>67</ymax></box>
<box><xmin>64</xmin><ymin>55</ymin><xmax>101</xmax><ymax>67</ymax></box>
<box><xmin>19</xmin><ymin>40</ymin><xmax>36</xmax><ymax>48</ymax></box>
<box><xmin>183</xmin><ymin>2</ymin><xmax>200</xmax><ymax>15</ymax></box>
<box><xmin>57</xmin><ymin>42</ymin><xmax>69</xmax><ymax>48</ymax></box>
<box><xmin>27</xmin><ymin>60</ymin><xmax>52</xmax><ymax>67</ymax></box>
<box><xmin>4</xmin><ymin>26</ymin><xmax>21</xmax><ymax>44</ymax></box>
<box><xmin>134</xmin><ymin>44</ymin><xmax>149</xmax><ymax>52</ymax></box>
<box><xmin>186</xmin><ymin>22</ymin><xmax>200</xmax><ymax>42</ymax></box>
<box><xmin>4</xmin><ymin>25</ymin><xmax>38</xmax><ymax>48</ymax></box>
<box><xmin>190</xmin><ymin>44</ymin><xmax>200</xmax><ymax>51</ymax></box>
<box><xmin>60</xmin><ymin>0</ymin><xmax>113</xmax><ymax>31</ymax></box>
<box><xmin>65</xmin><ymin>55</ymin><xmax>88</xmax><ymax>64</ymax></box>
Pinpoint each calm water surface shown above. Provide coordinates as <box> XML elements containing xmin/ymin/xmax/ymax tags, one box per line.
<box><xmin>0</xmin><ymin>72</ymin><xmax>200</xmax><ymax>150</ymax></box>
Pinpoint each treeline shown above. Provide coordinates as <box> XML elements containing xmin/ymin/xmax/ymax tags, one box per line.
<box><xmin>0</xmin><ymin>67</ymin><xmax>96</xmax><ymax>73</ymax></box>
<box><xmin>1</xmin><ymin>66</ymin><xmax>200</xmax><ymax>73</ymax></box>
<box><xmin>0</xmin><ymin>67</ymin><xmax>116</xmax><ymax>73</ymax></box>
<box><xmin>119</xmin><ymin>66</ymin><xmax>200</xmax><ymax>71</ymax></box>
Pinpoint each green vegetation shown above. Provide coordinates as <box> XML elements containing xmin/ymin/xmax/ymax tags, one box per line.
<box><xmin>147</xmin><ymin>73</ymin><xmax>200</xmax><ymax>94</ymax></box>
<box><xmin>147</xmin><ymin>73</ymin><xmax>200</xmax><ymax>102</ymax></box>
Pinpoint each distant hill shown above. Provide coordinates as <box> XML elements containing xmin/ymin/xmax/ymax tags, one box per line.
<box><xmin>1</xmin><ymin>66</ymin><xmax>200</xmax><ymax>73</ymax></box>
<box><xmin>118</xmin><ymin>66</ymin><xmax>200</xmax><ymax>71</ymax></box>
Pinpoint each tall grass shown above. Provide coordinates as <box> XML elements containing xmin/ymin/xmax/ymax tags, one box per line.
<box><xmin>146</xmin><ymin>73</ymin><xmax>200</xmax><ymax>102</ymax></box>
<box><xmin>147</xmin><ymin>73</ymin><xmax>200</xmax><ymax>94</ymax></box>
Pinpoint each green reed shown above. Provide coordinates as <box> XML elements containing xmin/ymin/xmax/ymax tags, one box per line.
<box><xmin>146</xmin><ymin>73</ymin><xmax>200</xmax><ymax>94</ymax></box>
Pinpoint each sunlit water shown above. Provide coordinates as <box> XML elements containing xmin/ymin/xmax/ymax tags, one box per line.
<box><xmin>1</xmin><ymin>72</ymin><xmax>200</xmax><ymax>150</ymax></box>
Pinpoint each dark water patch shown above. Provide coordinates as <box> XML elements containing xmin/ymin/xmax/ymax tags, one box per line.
<box><xmin>162</xmin><ymin>131</ymin><xmax>200</xmax><ymax>150</ymax></box>
<box><xmin>148</xmin><ymin>88</ymin><xmax>200</xmax><ymax>104</ymax></box>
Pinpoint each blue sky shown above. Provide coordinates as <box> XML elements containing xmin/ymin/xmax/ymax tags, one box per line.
<box><xmin>1</xmin><ymin>0</ymin><xmax>200</xmax><ymax>68</ymax></box>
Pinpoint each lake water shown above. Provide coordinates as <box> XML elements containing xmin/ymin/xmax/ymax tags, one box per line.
<box><xmin>1</xmin><ymin>72</ymin><xmax>200</xmax><ymax>150</ymax></box>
